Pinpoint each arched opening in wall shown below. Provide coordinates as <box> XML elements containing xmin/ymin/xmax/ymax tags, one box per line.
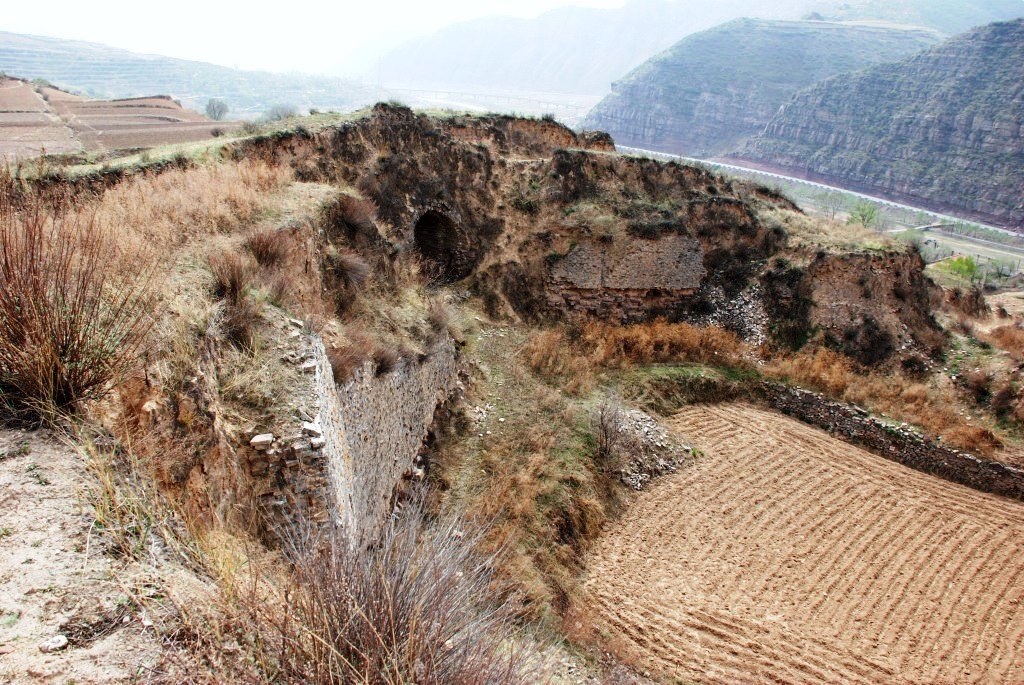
<box><xmin>414</xmin><ymin>210</ymin><xmax>464</xmax><ymax>283</ymax></box>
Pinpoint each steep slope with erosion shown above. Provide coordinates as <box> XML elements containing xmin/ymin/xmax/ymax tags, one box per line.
<box><xmin>583</xmin><ymin>19</ymin><xmax>940</xmax><ymax>157</ymax></box>
<box><xmin>735</xmin><ymin>19</ymin><xmax>1024</xmax><ymax>230</ymax></box>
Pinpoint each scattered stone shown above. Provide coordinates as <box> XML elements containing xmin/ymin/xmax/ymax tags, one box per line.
<box><xmin>302</xmin><ymin>422</ymin><xmax>323</xmax><ymax>438</ymax></box>
<box><xmin>288</xmin><ymin>318</ymin><xmax>304</xmax><ymax>328</ymax></box>
<box><xmin>300</xmin><ymin>360</ymin><xmax>318</xmax><ymax>374</ymax></box>
<box><xmin>38</xmin><ymin>635</ymin><xmax>68</xmax><ymax>653</ymax></box>
<box><xmin>250</xmin><ymin>434</ymin><xmax>275</xmax><ymax>450</ymax></box>
<box><xmin>309</xmin><ymin>436</ymin><xmax>326</xmax><ymax>450</ymax></box>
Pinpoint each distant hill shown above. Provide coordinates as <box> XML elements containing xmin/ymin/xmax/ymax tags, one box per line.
<box><xmin>582</xmin><ymin>19</ymin><xmax>940</xmax><ymax>156</ymax></box>
<box><xmin>735</xmin><ymin>19</ymin><xmax>1024</xmax><ymax>230</ymax></box>
<box><xmin>0</xmin><ymin>31</ymin><xmax>383</xmax><ymax>117</ymax></box>
<box><xmin>371</xmin><ymin>0</ymin><xmax>1022</xmax><ymax>98</ymax></box>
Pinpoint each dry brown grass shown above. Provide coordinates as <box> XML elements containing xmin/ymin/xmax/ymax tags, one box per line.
<box><xmin>332</xmin><ymin>193</ymin><xmax>378</xmax><ymax>238</ymax></box>
<box><xmin>522</xmin><ymin>330</ymin><xmax>595</xmax><ymax>396</ymax></box>
<box><xmin>984</xmin><ymin>325</ymin><xmax>1024</xmax><ymax>360</ymax></box>
<box><xmin>0</xmin><ymin>205</ymin><xmax>156</xmax><ymax>422</ymax></box>
<box><xmin>88</xmin><ymin>160</ymin><xmax>292</xmax><ymax>249</ymax></box>
<box><xmin>763</xmin><ymin>347</ymin><xmax>1001</xmax><ymax>454</ymax></box>
<box><xmin>245</xmin><ymin>229</ymin><xmax>291</xmax><ymax>268</ymax></box>
<box><xmin>207</xmin><ymin>249</ymin><xmax>260</xmax><ymax>349</ymax></box>
<box><xmin>580</xmin><ymin>320</ymin><xmax>748</xmax><ymax>369</ymax></box>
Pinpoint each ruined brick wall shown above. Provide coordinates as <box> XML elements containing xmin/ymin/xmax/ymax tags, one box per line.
<box><xmin>762</xmin><ymin>383</ymin><xmax>1024</xmax><ymax>500</ymax></box>
<box><xmin>546</xmin><ymin>235</ymin><xmax>704</xmax><ymax>322</ymax></box>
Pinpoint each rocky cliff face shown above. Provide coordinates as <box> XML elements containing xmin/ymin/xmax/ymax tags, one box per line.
<box><xmin>583</xmin><ymin>19</ymin><xmax>939</xmax><ymax>157</ymax></box>
<box><xmin>735</xmin><ymin>19</ymin><xmax>1024</xmax><ymax>230</ymax></box>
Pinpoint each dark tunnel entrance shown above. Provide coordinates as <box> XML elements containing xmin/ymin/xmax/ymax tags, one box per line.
<box><xmin>413</xmin><ymin>210</ymin><xmax>465</xmax><ymax>283</ymax></box>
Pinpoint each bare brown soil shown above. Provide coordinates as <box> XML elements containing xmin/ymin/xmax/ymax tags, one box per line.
<box><xmin>577</xmin><ymin>403</ymin><xmax>1024</xmax><ymax>684</ymax></box>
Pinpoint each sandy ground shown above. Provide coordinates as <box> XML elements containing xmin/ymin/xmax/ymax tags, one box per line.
<box><xmin>578</xmin><ymin>402</ymin><xmax>1024</xmax><ymax>684</ymax></box>
<box><xmin>0</xmin><ymin>430</ymin><xmax>162</xmax><ymax>683</ymax></box>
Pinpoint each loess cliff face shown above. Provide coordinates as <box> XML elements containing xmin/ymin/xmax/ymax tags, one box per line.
<box><xmin>235</xmin><ymin>104</ymin><xmax>942</xmax><ymax>363</ymax></box>
<box><xmin>582</xmin><ymin>19</ymin><xmax>939</xmax><ymax>157</ymax></box>
<box><xmin>735</xmin><ymin>19</ymin><xmax>1024</xmax><ymax>230</ymax></box>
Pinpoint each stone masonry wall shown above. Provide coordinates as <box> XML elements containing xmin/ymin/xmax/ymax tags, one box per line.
<box><xmin>248</xmin><ymin>334</ymin><xmax>460</xmax><ymax>538</ymax></box>
<box><xmin>762</xmin><ymin>383</ymin><xmax>1024</xmax><ymax>501</ymax></box>
<box><xmin>337</xmin><ymin>336</ymin><xmax>461</xmax><ymax>532</ymax></box>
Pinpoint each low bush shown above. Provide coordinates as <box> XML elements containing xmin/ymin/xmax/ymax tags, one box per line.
<box><xmin>333</xmin><ymin>194</ymin><xmax>378</xmax><ymax>238</ymax></box>
<box><xmin>207</xmin><ymin>250</ymin><xmax>259</xmax><ymax>348</ymax></box>
<box><xmin>245</xmin><ymin>229</ymin><xmax>291</xmax><ymax>268</ymax></box>
<box><xmin>324</xmin><ymin>247</ymin><xmax>369</xmax><ymax>292</ymax></box>
<box><xmin>984</xmin><ymin>325</ymin><xmax>1024</xmax><ymax>360</ymax></box>
<box><xmin>249</xmin><ymin>501</ymin><xmax>544</xmax><ymax>684</ymax></box>
<box><xmin>327</xmin><ymin>338</ymin><xmax>372</xmax><ymax>383</ymax></box>
<box><xmin>0</xmin><ymin>207</ymin><xmax>155</xmax><ymax>422</ymax></box>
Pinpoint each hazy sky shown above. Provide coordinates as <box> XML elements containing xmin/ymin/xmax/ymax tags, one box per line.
<box><xmin>3</xmin><ymin>0</ymin><xmax>627</xmax><ymax>76</ymax></box>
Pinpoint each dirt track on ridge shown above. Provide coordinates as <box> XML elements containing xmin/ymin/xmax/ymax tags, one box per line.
<box><xmin>578</xmin><ymin>403</ymin><xmax>1024</xmax><ymax>684</ymax></box>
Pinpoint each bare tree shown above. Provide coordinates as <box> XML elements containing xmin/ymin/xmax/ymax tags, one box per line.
<box><xmin>264</xmin><ymin>103</ymin><xmax>299</xmax><ymax>121</ymax></box>
<box><xmin>205</xmin><ymin>98</ymin><xmax>229</xmax><ymax>121</ymax></box>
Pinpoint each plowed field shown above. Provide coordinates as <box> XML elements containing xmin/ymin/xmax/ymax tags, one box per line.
<box><xmin>579</xmin><ymin>403</ymin><xmax>1024</xmax><ymax>684</ymax></box>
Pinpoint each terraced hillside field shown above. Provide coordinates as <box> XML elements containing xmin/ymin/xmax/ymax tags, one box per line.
<box><xmin>579</xmin><ymin>403</ymin><xmax>1024</xmax><ymax>684</ymax></box>
<box><xmin>0</xmin><ymin>77</ymin><xmax>237</xmax><ymax>162</ymax></box>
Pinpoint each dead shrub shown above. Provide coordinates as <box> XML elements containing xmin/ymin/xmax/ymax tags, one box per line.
<box><xmin>252</xmin><ymin>500</ymin><xmax>544</xmax><ymax>684</ymax></box>
<box><xmin>208</xmin><ymin>250</ymin><xmax>255</xmax><ymax>304</ymax></box>
<box><xmin>373</xmin><ymin>342</ymin><xmax>401</xmax><ymax>376</ymax></box>
<box><xmin>0</xmin><ymin>207</ymin><xmax>155</xmax><ymax>422</ymax></box>
<box><xmin>245</xmin><ymin>229</ymin><xmax>290</xmax><ymax>268</ymax></box>
<box><xmin>992</xmin><ymin>382</ymin><xmax>1017</xmax><ymax>417</ymax></box>
<box><xmin>523</xmin><ymin>330</ymin><xmax>595</xmax><ymax>396</ymax></box>
<box><xmin>333</xmin><ymin>193</ymin><xmax>378</xmax><ymax>238</ymax></box>
<box><xmin>943</xmin><ymin>425</ymin><xmax>1002</xmax><ymax>453</ymax></box>
<box><xmin>427</xmin><ymin>297</ymin><xmax>454</xmax><ymax>341</ymax></box>
<box><xmin>262</xmin><ymin>270</ymin><xmax>295</xmax><ymax>307</ymax></box>
<box><xmin>946</xmin><ymin>286</ymin><xmax>990</xmax><ymax>318</ymax></box>
<box><xmin>207</xmin><ymin>250</ymin><xmax>259</xmax><ymax>348</ymax></box>
<box><xmin>591</xmin><ymin>400</ymin><xmax>624</xmax><ymax>464</ymax></box>
<box><xmin>327</xmin><ymin>341</ymin><xmax>371</xmax><ymax>383</ymax></box>
<box><xmin>984</xmin><ymin>325</ymin><xmax>1024</xmax><ymax>360</ymax></box>
<box><xmin>962</xmin><ymin>370</ymin><xmax>992</xmax><ymax>404</ymax></box>
<box><xmin>325</xmin><ymin>246</ymin><xmax>369</xmax><ymax>291</ymax></box>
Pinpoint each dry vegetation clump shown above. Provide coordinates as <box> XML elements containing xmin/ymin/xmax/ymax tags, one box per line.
<box><xmin>207</xmin><ymin>249</ymin><xmax>260</xmax><ymax>349</ymax></box>
<box><xmin>245</xmin><ymin>228</ymin><xmax>292</xmax><ymax>268</ymax></box>
<box><xmin>984</xmin><ymin>324</ymin><xmax>1024</xmax><ymax>360</ymax></box>
<box><xmin>237</xmin><ymin>503</ymin><xmax>544</xmax><ymax>685</ymax></box>
<box><xmin>332</xmin><ymin>193</ymin><xmax>379</xmax><ymax>239</ymax></box>
<box><xmin>945</xmin><ymin>286</ymin><xmax>990</xmax><ymax>319</ymax></box>
<box><xmin>523</xmin><ymin>321</ymin><xmax>747</xmax><ymax>397</ymax></box>
<box><xmin>84</xmin><ymin>437</ymin><xmax>543</xmax><ymax>684</ymax></box>
<box><xmin>0</xmin><ymin>206</ymin><xmax>156</xmax><ymax>422</ymax></box>
<box><xmin>581</xmin><ymin>320</ymin><xmax>748</xmax><ymax>369</ymax></box>
<box><xmin>523</xmin><ymin>330</ymin><xmax>596</xmax><ymax>396</ymax></box>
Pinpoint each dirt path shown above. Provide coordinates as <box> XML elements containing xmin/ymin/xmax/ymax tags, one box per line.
<box><xmin>578</xmin><ymin>402</ymin><xmax>1024</xmax><ymax>684</ymax></box>
<box><xmin>0</xmin><ymin>430</ymin><xmax>161</xmax><ymax>683</ymax></box>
